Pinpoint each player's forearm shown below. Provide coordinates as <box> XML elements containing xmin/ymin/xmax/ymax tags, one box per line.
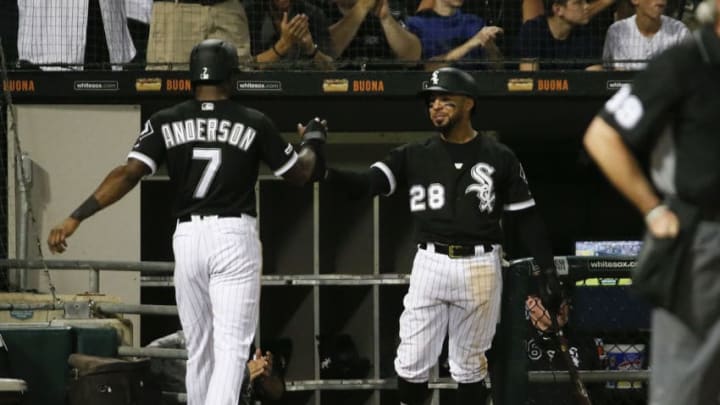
<box><xmin>510</xmin><ymin>207</ymin><xmax>554</xmax><ymax>270</ymax></box>
<box><xmin>583</xmin><ymin>117</ymin><xmax>661</xmax><ymax>216</ymax></box>
<box><xmin>73</xmin><ymin>165</ymin><xmax>142</xmax><ymax>221</ymax></box>
<box><xmin>286</xmin><ymin>147</ymin><xmax>323</xmax><ymax>186</ymax></box>
<box><xmin>381</xmin><ymin>17</ymin><xmax>421</xmax><ymax>60</ymax></box>
<box><xmin>324</xmin><ymin>167</ymin><xmax>389</xmax><ymax>198</ymax></box>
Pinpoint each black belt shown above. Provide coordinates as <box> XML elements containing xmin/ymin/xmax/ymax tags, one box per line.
<box><xmin>178</xmin><ymin>214</ymin><xmax>240</xmax><ymax>223</ymax></box>
<box><xmin>419</xmin><ymin>242</ymin><xmax>494</xmax><ymax>258</ymax></box>
<box><xmin>154</xmin><ymin>0</ymin><xmax>225</xmax><ymax>5</ymax></box>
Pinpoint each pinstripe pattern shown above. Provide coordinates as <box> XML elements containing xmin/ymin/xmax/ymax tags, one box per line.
<box><xmin>173</xmin><ymin>215</ymin><xmax>261</xmax><ymax>405</ymax></box>
<box><xmin>394</xmin><ymin>245</ymin><xmax>502</xmax><ymax>383</ymax></box>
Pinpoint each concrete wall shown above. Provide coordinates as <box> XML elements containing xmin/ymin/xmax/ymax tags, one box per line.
<box><xmin>7</xmin><ymin>104</ymin><xmax>142</xmax><ymax>346</ymax></box>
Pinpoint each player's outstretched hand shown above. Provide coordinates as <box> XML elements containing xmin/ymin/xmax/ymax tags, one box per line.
<box><xmin>47</xmin><ymin>217</ymin><xmax>80</xmax><ymax>254</ymax></box>
<box><xmin>297</xmin><ymin>117</ymin><xmax>328</xmax><ymax>145</ymax></box>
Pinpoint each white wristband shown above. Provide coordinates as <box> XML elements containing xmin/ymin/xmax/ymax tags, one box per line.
<box><xmin>645</xmin><ymin>204</ymin><xmax>667</xmax><ymax>223</ymax></box>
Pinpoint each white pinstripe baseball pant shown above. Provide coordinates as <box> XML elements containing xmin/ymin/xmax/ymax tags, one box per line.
<box><xmin>394</xmin><ymin>244</ymin><xmax>503</xmax><ymax>383</ymax></box>
<box><xmin>173</xmin><ymin>215</ymin><xmax>261</xmax><ymax>405</ymax></box>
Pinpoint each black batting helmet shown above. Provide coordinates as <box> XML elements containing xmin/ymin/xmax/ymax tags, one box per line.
<box><xmin>419</xmin><ymin>67</ymin><xmax>479</xmax><ymax>99</ymax></box>
<box><xmin>189</xmin><ymin>39</ymin><xmax>238</xmax><ymax>84</ymax></box>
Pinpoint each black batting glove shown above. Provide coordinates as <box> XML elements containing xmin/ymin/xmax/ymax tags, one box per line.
<box><xmin>301</xmin><ymin>117</ymin><xmax>327</xmax><ymax>147</ymax></box>
<box><xmin>300</xmin><ymin>117</ymin><xmax>328</xmax><ymax>182</ymax></box>
<box><xmin>537</xmin><ymin>267</ymin><xmax>563</xmax><ymax>317</ymax></box>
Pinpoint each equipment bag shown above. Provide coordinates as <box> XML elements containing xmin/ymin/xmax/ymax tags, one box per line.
<box><xmin>67</xmin><ymin>353</ymin><xmax>161</xmax><ymax>405</ymax></box>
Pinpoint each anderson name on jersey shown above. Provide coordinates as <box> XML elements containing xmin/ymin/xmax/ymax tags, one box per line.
<box><xmin>128</xmin><ymin>99</ymin><xmax>297</xmax><ymax>218</ymax></box>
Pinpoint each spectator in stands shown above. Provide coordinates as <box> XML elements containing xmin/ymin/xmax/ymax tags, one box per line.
<box><xmin>16</xmin><ymin>0</ymin><xmax>136</xmax><ymax>70</ymax></box>
<box><xmin>525</xmin><ymin>294</ymin><xmax>606</xmax><ymax>405</ymax></box>
<box><xmin>326</xmin><ymin>0</ymin><xmax>421</xmax><ymax>68</ymax></box>
<box><xmin>523</xmin><ymin>0</ymin><xmax>619</xmax><ymax>23</ymax></box>
<box><xmin>602</xmin><ymin>0</ymin><xmax>690</xmax><ymax>70</ymax></box>
<box><xmin>406</xmin><ymin>0</ymin><xmax>504</xmax><ymax>71</ymax></box>
<box><xmin>516</xmin><ymin>0</ymin><xmax>602</xmax><ymax>70</ymax></box>
<box><xmin>125</xmin><ymin>0</ymin><xmax>152</xmax><ymax>66</ymax></box>
<box><xmin>519</xmin><ymin>0</ymin><xmax>617</xmax><ymax>65</ymax></box>
<box><xmin>147</xmin><ymin>331</ymin><xmax>285</xmax><ymax>405</ymax></box>
<box><xmin>247</xmin><ymin>0</ymin><xmax>334</xmax><ymax>69</ymax></box>
<box><xmin>146</xmin><ymin>0</ymin><xmax>251</xmax><ymax>69</ymax></box>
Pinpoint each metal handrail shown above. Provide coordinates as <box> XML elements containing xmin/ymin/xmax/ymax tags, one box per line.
<box><xmin>96</xmin><ymin>303</ymin><xmax>178</xmax><ymax>316</ymax></box>
<box><xmin>529</xmin><ymin>370</ymin><xmax>649</xmax><ymax>383</ymax></box>
<box><xmin>118</xmin><ymin>346</ymin><xmax>186</xmax><ymax>359</ymax></box>
<box><xmin>0</xmin><ymin>259</ymin><xmax>174</xmax><ymax>272</ymax></box>
<box><xmin>117</xmin><ymin>345</ymin><xmax>652</xmax><ymax>383</ymax></box>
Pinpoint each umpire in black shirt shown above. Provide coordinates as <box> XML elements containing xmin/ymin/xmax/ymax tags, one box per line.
<box><xmin>583</xmin><ymin>2</ymin><xmax>720</xmax><ymax>403</ymax></box>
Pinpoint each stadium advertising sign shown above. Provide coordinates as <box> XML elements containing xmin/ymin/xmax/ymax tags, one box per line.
<box><xmin>166</xmin><ymin>79</ymin><xmax>192</xmax><ymax>92</ymax></box>
<box><xmin>3</xmin><ymin>79</ymin><xmax>36</xmax><ymax>93</ymax></box>
<box><xmin>73</xmin><ymin>80</ymin><xmax>119</xmax><ymax>91</ymax></box>
<box><xmin>136</xmin><ymin>78</ymin><xmax>162</xmax><ymax>92</ymax></box>
<box><xmin>606</xmin><ymin>80</ymin><xmax>633</xmax><ymax>90</ymax></box>
<box><xmin>322</xmin><ymin>79</ymin><xmax>349</xmax><ymax>93</ymax></box>
<box><xmin>236</xmin><ymin>80</ymin><xmax>282</xmax><ymax>92</ymax></box>
<box><xmin>352</xmin><ymin>79</ymin><xmax>385</xmax><ymax>93</ymax></box>
<box><xmin>536</xmin><ymin>79</ymin><xmax>569</xmax><ymax>92</ymax></box>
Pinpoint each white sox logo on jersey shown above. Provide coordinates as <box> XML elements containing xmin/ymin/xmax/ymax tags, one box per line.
<box><xmin>465</xmin><ymin>163</ymin><xmax>496</xmax><ymax>213</ymax></box>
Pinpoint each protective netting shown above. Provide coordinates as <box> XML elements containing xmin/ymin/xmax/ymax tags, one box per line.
<box><xmin>0</xmin><ymin>0</ymin><xmax>705</xmax><ymax>71</ymax></box>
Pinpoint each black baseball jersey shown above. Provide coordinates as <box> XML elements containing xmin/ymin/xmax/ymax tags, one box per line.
<box><xmin>129</xmin><ymin>99</ymin><xmax>297</xmax><ymax>218</ymax></box>
<box><xmin>372</xmin><ymin>133</ymin><xmax>535</xmax><ymax>244</ymax></box>
<box><xmin>526</xmin><ymin>328</ymin><xmax>604</xmax><ymax>405</ymax></box>
<box><xmin>599</xmin><ymin>26</ymin><xmax>720</xmax><ymax>207</ymax></box>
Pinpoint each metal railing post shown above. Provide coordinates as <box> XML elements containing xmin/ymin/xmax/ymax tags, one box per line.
<box><xmin>13</xmin><ymin>152</ymin><xmax>32</xmax><ymax>291</ymax></box>
<box><xmin>89</xmin><ymin>268</ymin><xmax>99</xmax><ymax>293</ymax></box>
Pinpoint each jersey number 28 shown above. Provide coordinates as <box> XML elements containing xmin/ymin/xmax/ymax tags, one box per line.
<box><xmin>409</xmin><ymin>183</ymin><xmax>445</xmax><ymax>211</ymax></box>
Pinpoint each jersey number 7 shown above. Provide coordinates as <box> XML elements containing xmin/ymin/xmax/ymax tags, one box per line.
<box><xmin>193</xmin><ymin>148</ymin><xmax>222</xmax><ymax>199</ymax></box>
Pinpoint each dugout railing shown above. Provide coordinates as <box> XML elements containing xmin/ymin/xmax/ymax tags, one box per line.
<box><xmin>0</xmin><ymin>256</ymin><xmax>650</xmax><ymax>405</ymax></box>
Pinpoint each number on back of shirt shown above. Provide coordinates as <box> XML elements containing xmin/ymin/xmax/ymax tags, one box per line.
<box><xmin>410</xmin><ymin>183</ymin><xmax>445</xmax><ymax>211</ymax></box>
<box><xmin>192</xmin><ymin>147</ymin><xmax>222</xmax><ymax>199</ymax></box>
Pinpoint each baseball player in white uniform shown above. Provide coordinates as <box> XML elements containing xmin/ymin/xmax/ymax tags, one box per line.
<box><xmin>47</xmin><ymin>39</ymin><xmax>327</xmax><ymax>405</ymax></box>
<box><xmin>323</xmin><ymin>67</ymin><xmax>562</xmax><ymax>405</ymax></box>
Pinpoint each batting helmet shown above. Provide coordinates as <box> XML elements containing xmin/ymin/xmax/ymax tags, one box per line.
<box><xmin>189</xmin><ymin>39</ymin><xmax>238</xmax><ymax>84</ymax></box>
<box><xmin>419</xmin><ymin>67</ymin><xmax>479</xmax><ymax>99</ymax></box>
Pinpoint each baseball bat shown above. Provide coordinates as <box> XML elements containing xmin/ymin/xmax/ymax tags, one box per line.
<box><xmin>550</xmin><ymin>314</ymin><xmax>593</xmax><ymax>405</ymax></box>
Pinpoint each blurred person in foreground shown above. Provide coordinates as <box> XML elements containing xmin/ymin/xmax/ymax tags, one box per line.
<box><xmin>583</xmin><ymin>0</ymin><xmax>720</xmax><ymax>402</ymax></box>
